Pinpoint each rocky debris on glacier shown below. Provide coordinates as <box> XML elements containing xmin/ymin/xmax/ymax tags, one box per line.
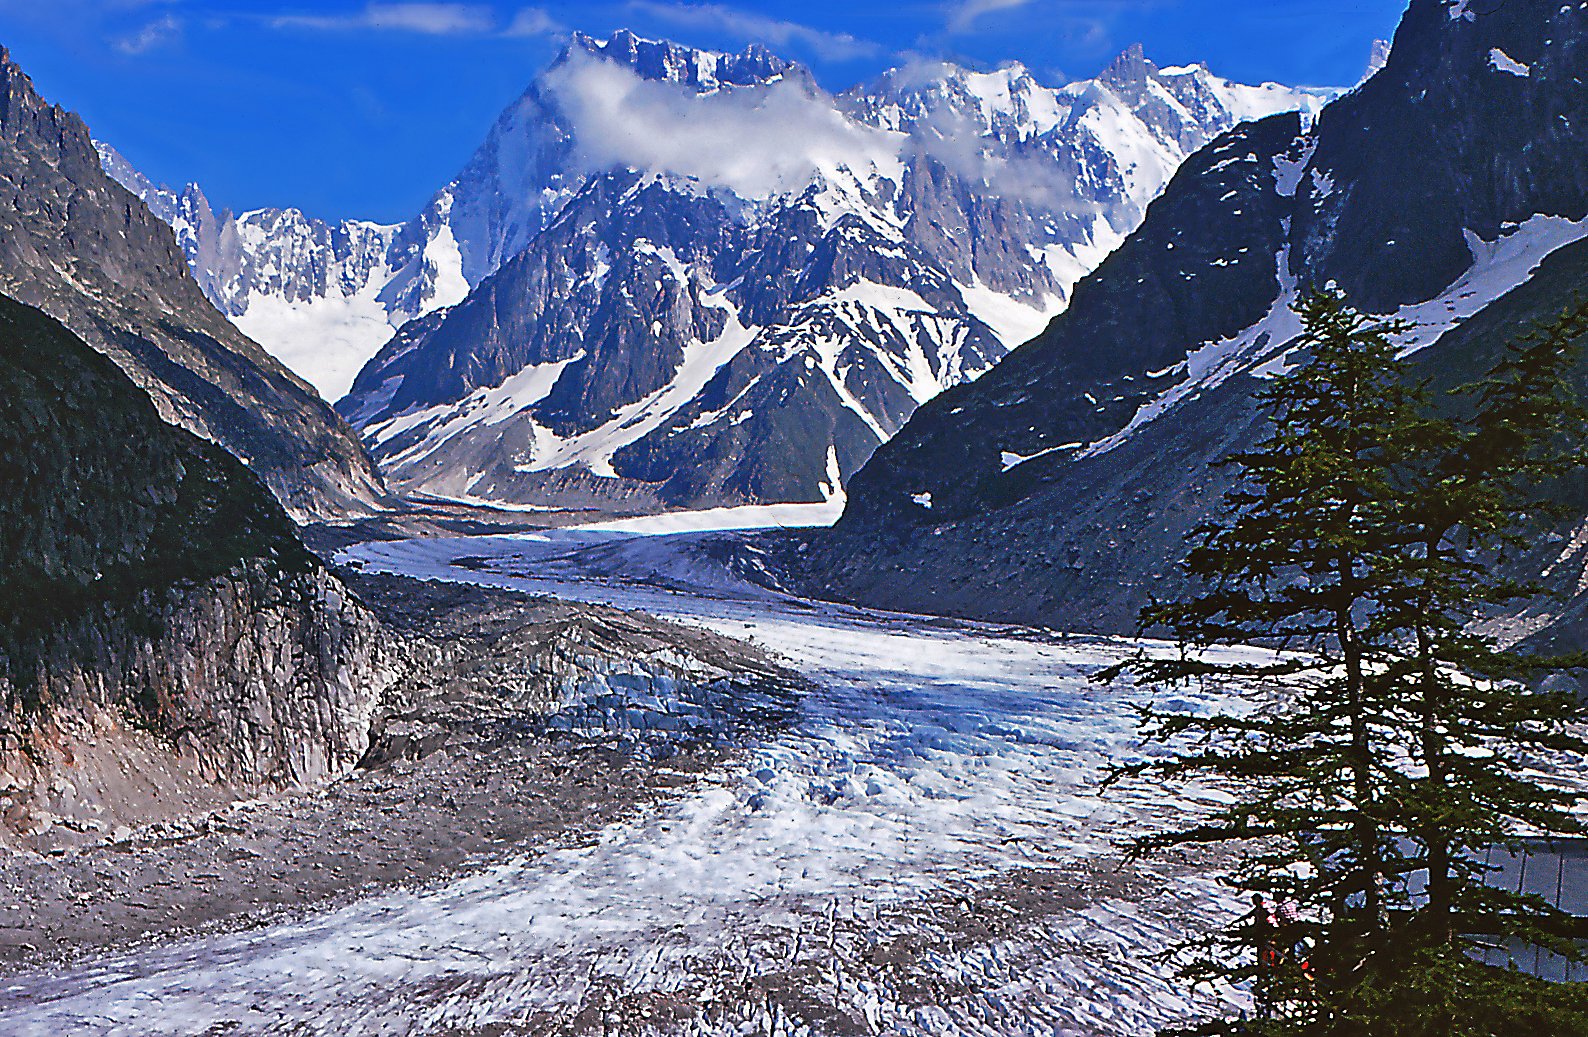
<box><xmin>0</xmin><ymin>570</ymin><xmax>804</xmax><ymax>967</ymax></box>
<box><xmin>0</xmin><ymin>285</ymin><xmax>793</xmax><ymax>902</ymax></box>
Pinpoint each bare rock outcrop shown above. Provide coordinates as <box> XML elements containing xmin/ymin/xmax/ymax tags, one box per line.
<box><xmin>0</xmin><ymin>293</ymin><xmax>397</xmax><ymax>850</ymax></box>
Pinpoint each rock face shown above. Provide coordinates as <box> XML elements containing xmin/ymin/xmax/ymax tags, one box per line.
<box><xmin>802</xmin><ymin>0</ymin><xmax>1588</xmax><ymax>633</ymax></box>
<box><xmin>102</xmin><ymin>30</ymin><xmax>1328</xmax><ymax>509</ymax></box>
<box><xmin>0</xmin><ymin>47</ymin><xmax>385</xmax><ymax>520</ymax></box>
<box><xmin>0</xmin><ymin>293</ymin><xmax>399</xmax><ymax>848</ymax></box>
<box><xmin>323</xmin><ymin>32</ymin><xmax>1329</xmax><ymax>510</ymax></box>
<box><xmin>350</xmin><ymin>573</ymin><xmax>801</xmax><ymax>769</ymax></box>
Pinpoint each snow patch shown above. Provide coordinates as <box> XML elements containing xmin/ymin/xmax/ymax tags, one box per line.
<box><xmin>1489</xmin><ymin>48</ymin><xmax>1531</xmax><ymax>77</ymax></box>
<box><xmin>1000</xmin><ymin>444</ymin><xmax>1076</xmax><ymax>472</ymax></box>
<box><xmin>957</xmin><ymin>280</ymin><xmax>1059</xmax><ymax>348</ymax></box>
<box><xmin>1082</xmin><ymin>243</ymin><xmax>1301</xmax><ymax>458</ymax></box>
<box><xmin>1394</xmin><ymin>215</ymin><xmax>1588</xmax><ymax>355</ymax></box>
<box><xmin>573</xmin><ymin>499</ymin><xmax>845</xmax><ymax>534</ymax></box>
<box><xmin>1032</xmin><ymin>216</ymin><xmax>1128</xmax><ymax>304</ymax></box>
<box><xmin>514</xmin><ymin>278</ymin><xmax>761</xmax><ymax>479</ymax></box>
<box><xmin>421</xmin><ymin>222</ymin><xmax>471</xmax><ymax>313</ymax></box>
<box><xmin>233</xmin><ymin>289</ymin><xmax>399</xmax><ymax>402</ymax></box>
<box><xmin>1068</xmin><ymin>216</ymin><xmax>1588</xmax><ymax>461</ymax></box>
<box><xmin>368</xmin><ymin>353</ymin><xmax>583</xmax><ymax>468</ymax></box>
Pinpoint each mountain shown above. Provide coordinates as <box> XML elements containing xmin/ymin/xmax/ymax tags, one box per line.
<box><xmin>0</xmin><ymin>47</ymin><xmax>385</xmax><ymax>520</ymax></box>
<box><xmin>799</xmin><ymin>0</ymin><xmax>1588</xmax><ymax>634</ymax></box>
<box><xmin>98</xmin><ymin>32</ymin><xmax>1328</xmax><ymax>509</ymax></box>
<box><xmin>96</xmin><ymin>142</ymin><xmax>435</xmax><ymax>403</ymax></box>
<box><xmin>0</xmin><ymin>292</ymin><xmax>397</xmax><ymax>847</ymax></box>
<box><xmin>288</xmin><ymin>31</ymin><xmax>1323</xmax><ymax>511</ymax></box>
<box><xmin>95</xmin><ymin>142</ymin><xmax>413</xmax><ymax>404</ymax></box>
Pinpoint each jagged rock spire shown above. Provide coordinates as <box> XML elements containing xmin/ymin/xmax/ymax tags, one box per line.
<box><xmin>1101</xmin><ymin>42</ymin><xmax>1157</xmax><ymax>86</ymax></box>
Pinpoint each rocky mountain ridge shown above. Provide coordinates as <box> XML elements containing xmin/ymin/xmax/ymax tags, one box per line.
<box><xmin>104</xmin><ymin>31</ymin><xmax>1332</xmax><ymax>510</ymax></box>
<box><xmin>800</xmin><ymin>0</ymin><xmax>1588</xmax><ymax>634</ymax></box>
<box><xmin>96</xmin><ymin>141</ymin><xmax>410</xmax><ymax>405</ymax></box>
<box><xmin>0</xmin><ymin>46</ymin><xmax>385</xmax><ymax>520</ymax></box>
<box><xmin>333</xmin><ymin>33</ymin><xmax>1328</xmax><ymax>510</ymax></box>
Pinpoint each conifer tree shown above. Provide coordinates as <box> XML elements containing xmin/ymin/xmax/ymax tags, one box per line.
<box><xmin>1104</xmin><ymin>293</ymin><xmax>1588</xmax><ymax>1036</ymax></box>
<box><xmin>1360</xmin><ymin>298</ymin><xmax>1588</xmax><ymax>1034</ymax></box>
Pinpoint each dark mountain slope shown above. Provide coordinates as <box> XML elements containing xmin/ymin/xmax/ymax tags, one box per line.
<box><xmin>801</xmin><ymin>0</ymin><xmax>1588</xmax><ymax>634</ymax></box>
<box><xmin>0</xmin><ymin>293</ymin><xmax>396</xmax><ymax>846</ymax></box>
<box><xmin>0</xmin><ymin>46</ymin><xmax>384</xmax><ymax>519</ymax></box>
<box><xmin>1292</xmin><ymin>0</ymin><xmax>1588</xmax><ymax>310</ymax></box>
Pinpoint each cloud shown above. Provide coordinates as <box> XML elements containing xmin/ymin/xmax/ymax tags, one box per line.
<box><xmin>271</xmin><ymin>3</ymin><xmax>496</xmax><ymax>35</ymax></box>
<box><xmin>630</xmin><ymin>1</ymin><xmax>881</xmax><ymax>62</ymax></box>
<box><xmin>504</xmin><ymin>7</ymin><xmax>561</xmax><ymax>38</ymax></box>
<box><xmin>945</xmin><ymin>0</ymin><xmax>1033</xmax><ymax>35</ymax></box>
<box><xmin>544</xmin><ymin>48</ymin><xmax>900</xmax><ymax>199</ymax></box>
<box><xmin>113</xmin><ymin>13</ymin><xmax>181</xmax><ymax>54</ymax></box>
<box><xmin>267</xmin><ymin>3</ymin><xmax>560</xmax><ymax>38</ymax></box>
<box><xmin>874</xmin><ymin>55</ymin><xmax>1099</xmax><ymax>217</ymax></box>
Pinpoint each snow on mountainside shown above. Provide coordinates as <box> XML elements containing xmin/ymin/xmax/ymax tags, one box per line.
<box><xmin>96</xmin><ymin>142</ymin><xmax>418</xmax><ymax>401</ymax></box>
<box><xmin>805</xmin><ymin>0</ymin><xmax>1588</xmax><ymax>635</ymax></box>
<box><xmin>339</xmin><ymin>33</ymin><xmax>1330</xmax><ymax>510</ymax></box>
<box><xmin>103</xmin><ymin>30</ymin><xmax>1331</xmax><ymax>508</ymax></box>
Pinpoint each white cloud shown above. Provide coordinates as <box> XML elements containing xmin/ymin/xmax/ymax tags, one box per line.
<box><xmin>113</xmin><ymin>13</ymin><xmax>180</xmax><ymax>54</ymax></box>
<box><xmin>544</xmin><ymin>48</ymin><xmax>901</xmax><ymax>200</ymax></box>
<box><xmin>503</xmin><ymin>6</ymin><xmax>561</xmax><ymax>38</ymax></box>
<box><xmin>945</xmin><ymin>0</ymin><xmax>1033</xmax><ymax>35</ymax></box>
<box><xmin>268</xmin><ymin>3</ymin><xmax>561</xmax><ymax>38</ymax></box>
<box><xmin>630</xmin><ymin>1</ymin><xmax>881</xmax><ymax>62</ymax></box>
<box><xmin>271</xmin><ymin>3</ymin><xmax>496</xmax><ymax>35</ymax></box>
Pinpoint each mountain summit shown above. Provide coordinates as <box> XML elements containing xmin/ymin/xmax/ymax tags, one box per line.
<box><xmin>802</xmin><ymin>0</ymin><xmax>1588</xmax><ymax>633</ymax></box>
<box><xmin>104</xmin><ymin>31</ymin><xmax>1330</xmax><ymax>511</ymax></box>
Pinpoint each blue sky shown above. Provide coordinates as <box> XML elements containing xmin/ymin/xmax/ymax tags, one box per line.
<box><xmin>0</xmin><ymin>1</ymin><xmax>1409</xmax><ymax>224</ymax></box>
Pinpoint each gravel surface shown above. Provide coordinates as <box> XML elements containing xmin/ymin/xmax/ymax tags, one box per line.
<box><xmin>0</xmin><ymin>572</ymin><xmax>801</xmax><ymax>970</ymax></box>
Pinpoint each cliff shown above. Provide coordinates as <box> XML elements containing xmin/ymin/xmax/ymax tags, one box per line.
<box><xmin>0</xmin><ymin>293</ymin><xmax>399</xmax><ymax>847</ymax></box>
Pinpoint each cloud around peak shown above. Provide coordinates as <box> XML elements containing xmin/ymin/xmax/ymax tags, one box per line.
<box><xmin>543</xmin><ymin>45</ymin><xmax>901</xmax><ymax>200</ymax></box>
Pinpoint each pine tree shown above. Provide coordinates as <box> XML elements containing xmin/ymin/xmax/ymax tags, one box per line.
<box><xmin>1358</xmin><ymin>298</ymin><xmax>1588</xmax><ymax>1034</ymax></box>
<box><xmin>1102</xmin><ymin>292</ymin><xmax>1588</xmax><ymax>1035</ymax></box>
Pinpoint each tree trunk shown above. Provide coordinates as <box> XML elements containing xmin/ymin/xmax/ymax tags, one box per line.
<box><xmin>1417</xmin><ymin>533</ymin><xmax>1453</xmax><ymax>944</ymax></box>
<box><xmin>1334</xmin><ymin>550</ymin><xmax>1380</xmax><ymax>932</ymax></box>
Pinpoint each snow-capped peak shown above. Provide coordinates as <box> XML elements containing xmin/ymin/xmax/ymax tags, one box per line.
<box><xmin>561</xmin><ymin>29</ymin><xmax>801</xmax><ymax>91</ymax></box>
<box><xmin>108</xmin><ymin>30</ymin><xmax>1340</xmax><ymax>511</ymax></box>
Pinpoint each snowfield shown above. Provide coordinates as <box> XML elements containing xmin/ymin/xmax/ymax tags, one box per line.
<box><xmin>1</xmin><ymin>524</ymin><xmax>1260</xmax><ymax>1036</ymax></box>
